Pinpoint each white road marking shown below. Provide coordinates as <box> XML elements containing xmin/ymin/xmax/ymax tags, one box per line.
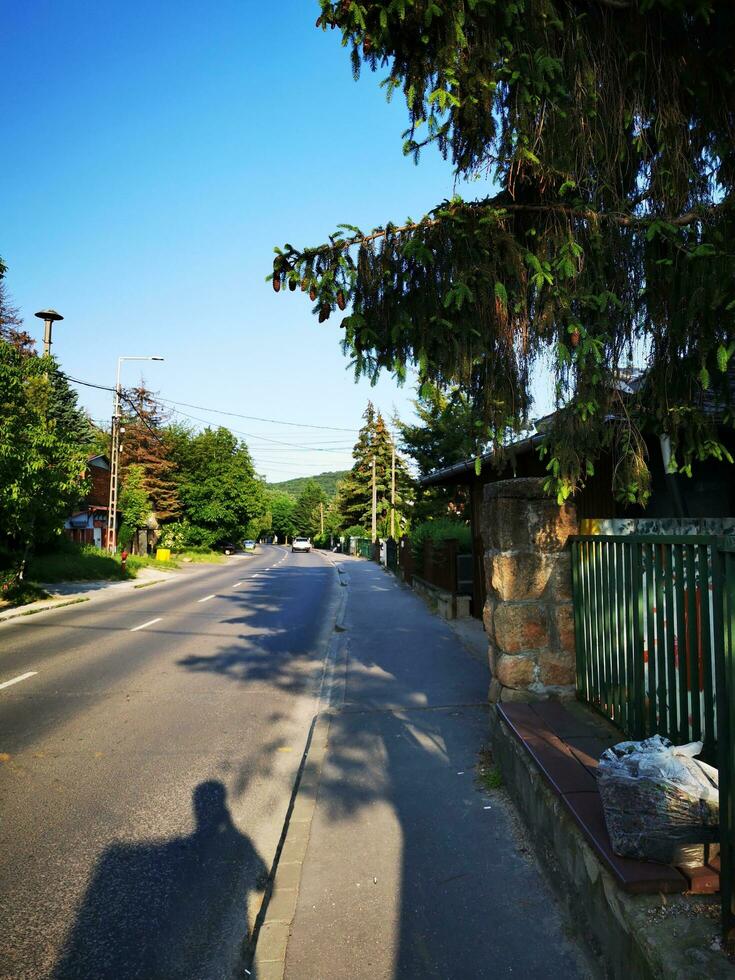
<box><xmin>130</xmin><ymin>618</ymin><xmax>162</xmax><ymax>632</ymax></box>
<box><xmin>233</xmin><ymin>582</ymin><xmax>242</xmax><ymax>588</ymax></box>
<box><xmin>198</xmin><ymin>594</ymin><xmax>216</xmax><ymax>603</ymax></box>
<box><xmin>0</xmin><ymin>671</ymin><xmax>38</xmax><ymax>691</ymax></box>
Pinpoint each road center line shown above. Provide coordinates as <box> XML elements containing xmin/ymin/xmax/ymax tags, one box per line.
<box><xmin>130</xmin><ymin>618</ymin><xmax>162</xmax><ymax>632</ymax></box>
<box><xmin>0</xmin><ymin>671</ymin><xmax>38</xmax><ymax>691</ymax></box>
<box><xmin>233</xmin><ymin>582</ymin><xmax>242</xmax><ymax>588</ymax></box>
<box><xmin>198</xmin><ymin>594</ymin><xmax>216</xmax><ymax>603</ymax></box>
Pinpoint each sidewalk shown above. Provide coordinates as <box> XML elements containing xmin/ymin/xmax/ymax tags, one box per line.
<box><xmin>276</xmin><ymin>557</ymin><xmax>592</xmax><ymax>979</ymax></box>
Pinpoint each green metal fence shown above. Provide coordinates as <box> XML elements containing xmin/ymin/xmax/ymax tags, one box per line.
<box><xmin>356</xmin><ymin>537</ymin><xmax>372</xmax><ymax>559</ymax></box>
<box><xmin>720</xmin><ymin>545</ymin><xmax>735</xmax><ymax>946</ymax></box>
<box><xmin>571</xmin><ymin>534</ymin><xmax>735</xmax><ymax>945</ymax></box>
<box><xmin>571</xmin><ymin>534</ymin><xmax>722</xmax><ymax>754</ymax></box>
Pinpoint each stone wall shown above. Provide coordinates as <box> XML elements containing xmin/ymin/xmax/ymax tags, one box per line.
<box><xmin>482</xmin><ymin>477</ymin><xmax>577</xmax><ymax>701</ymax></box>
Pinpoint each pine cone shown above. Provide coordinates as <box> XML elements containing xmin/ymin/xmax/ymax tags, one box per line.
<box><xmin>319</xmin><ymin>306</ymin><xmax>331</xmax><ymax>323</ymax></box>
<box><xmin>289</xmin><ymin>278</ymin><xmax>297</xmax><ymax>291</ymax></box>
<box><xmin>336</xmin><ymin>290</ymin><xmax>346</xmax><ymax>311</ymax></box>
<box><xmin>272</xmin><ymin>276</ymin><xmax>281</xmax><ymax>293</ymax></box>
<box><xmin>309</xmin><ymin>286</ymin><xmax>318</xmax><ymax>302</ymax></box>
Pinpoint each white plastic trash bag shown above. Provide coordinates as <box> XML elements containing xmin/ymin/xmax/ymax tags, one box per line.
<box><xmin>597</xmin><ymin>735</ymin><xmax>719</xmax><ymax>863</ymax></box>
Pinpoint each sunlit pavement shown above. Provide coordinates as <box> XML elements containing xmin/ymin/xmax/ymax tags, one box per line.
<box><xmin>281</xmin><ymin>557</ymin><xmax>591</xmax><ymax>980</ymax></box>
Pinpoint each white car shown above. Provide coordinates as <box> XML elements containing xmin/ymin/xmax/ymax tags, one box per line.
<box><xmin>292</xmin><ymin>537</ymin><xmax>311</xmax><ymax>553</ymax></box>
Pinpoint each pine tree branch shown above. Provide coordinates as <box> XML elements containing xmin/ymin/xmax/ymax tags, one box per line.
<box><xmin>295</xmin><ymin>202</ymin><xmax>718</xmax><ymax>258</ymax></box>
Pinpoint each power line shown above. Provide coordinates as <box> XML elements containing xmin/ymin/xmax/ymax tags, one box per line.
<box><xmin>157</xmin><ymin>395</ymin><xmax>358</xmax><ymax>432</ymax></box>
<box><xmin>167</xmin><ymin>406</ymin><xmax>354</xmax><ymax>453</ymax></box>
<box><xmin>62</xmin><ymin>371</ymin><xmax>361</xmax><ymax>435</ymax></box>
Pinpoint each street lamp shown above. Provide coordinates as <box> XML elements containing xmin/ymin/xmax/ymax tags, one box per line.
<box><xmin>34</xmin><ymin>309</ymin><xmax>64</xmax><ymax>356</ymax></box>
<box><xmin>106</xmin><ymin>355</ymin><xmax>165</xmax><ymax>553</ymax></box>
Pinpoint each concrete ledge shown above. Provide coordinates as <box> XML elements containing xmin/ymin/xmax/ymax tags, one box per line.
<box><xmin>490</xmin><ymin>706</ymin><xmax>731</xmax><ymax>979</ymax></box>
<box><xmin>410</xmin><ymin>575</ymin><xmax>472</xmax><ymax>620</ymax></box>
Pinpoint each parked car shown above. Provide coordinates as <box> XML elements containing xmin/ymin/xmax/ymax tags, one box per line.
<box><xmin>222</xmin><ymin>542</ymin><xmax>236</xmax><ymax>555</ymax></box>
<box><xmin>292</xmin><ymin>536</ymin><xmax>311</xmax><ymax>553</ymax></box>
<box><xmin>244</xmin><ymin>540</ymin><xmax>256</xmax><ymax>551</ymax></box>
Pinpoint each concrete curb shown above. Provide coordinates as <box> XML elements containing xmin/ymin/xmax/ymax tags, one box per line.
<box><xmin>248</xmin><ymin>556</ymin><xmax>349</xmax><ymax>979</ymax></box>
<box><xmin>0</xmin><ymin>594</ymin><xmax>90</xmax><ymax>624</ymax></box>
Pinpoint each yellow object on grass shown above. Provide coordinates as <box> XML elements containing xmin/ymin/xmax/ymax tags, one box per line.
<box><xmin>156</xmin><ymin>548</ymin><xmax>171</xmax><ymax>562</ymax></box>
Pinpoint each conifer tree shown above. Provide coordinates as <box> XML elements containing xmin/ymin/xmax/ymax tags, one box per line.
<box><xmin>274</xmin><ymin>3</ymin><xmax>735</xmax><ymax>506</ymax></box>
<box><xmin>120</xmin><ymin>386</ymin><xmax>180</xmax><ymax>522</ymax></box>
<box><xmin>397</xmin><ymin>383</ymin><xmax>478</xmax><ymax>521</ymax></box>
<box><xmin>339</xmin><ymin>402</ymin><xmax>413</xmax><ymax>536</ymax></box>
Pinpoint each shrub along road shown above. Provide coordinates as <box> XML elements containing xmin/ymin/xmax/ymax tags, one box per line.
<box><xmin>0</xmin><ymin>545</ymin><xmax>337</xmax><ymax>979</ymax></box>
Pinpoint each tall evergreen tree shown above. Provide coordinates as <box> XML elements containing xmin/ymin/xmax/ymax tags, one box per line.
<box><xmin>274</xmin><ymin>3</ymin><xmax>735</xmax><ymax>506</ymax></box>
<box><xmin>339</xmin><ymin>402</ymin><xmax>412</xmax><ymax>536</ymax></box>
<box><xmin>120</xmin><ymin>386</ymin><xmax>180</xmax><ymax>522</ymax></box>
<box><xmin>397</xmin><ymin>383</ymin><xmax>478</xmax><ymax>521</ymax></box>
<box><xmin>0</xmin><ymin>269</ymin><xmax>34</xmax><ymax>356</ymax></box>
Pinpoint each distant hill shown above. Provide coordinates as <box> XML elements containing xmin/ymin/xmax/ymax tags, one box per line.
<box><xmin>268</xmin><ymin>470</ymin><xmax>349</xmax><ymax>500</ymax></box>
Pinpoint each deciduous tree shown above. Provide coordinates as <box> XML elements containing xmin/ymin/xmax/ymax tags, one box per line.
<box><xmin>292</xmin><ymin>479</ymin><xmax>326</xmax><ymax>538</ymax></box>
<box><xmin>0</xmin><ymin>340</ymin><xmax>88</xmax><ymax>561</ymax></box>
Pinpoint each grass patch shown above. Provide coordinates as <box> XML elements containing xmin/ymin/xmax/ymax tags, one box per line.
<box><xmin>0</xmin><ymin>581</ymin><xmax>50</xmax><ymax>610</ymax></box>
<box><xmin>15</xmin><ymin>541</ymin><xmax>223</xmax><ymax>588</ymax></box>
<box><xmin>28</xmin><ymin>545</ymin><xmax>130</xmax><ymax>583</ymax></box>
<box><xmin>175</xmin><ymin>550</ymin><xmax>224</xmax><ymax>564</ymax></box>
<box><xmin>477</xmin><ymin>746</ymin><xmax>503</xmax><ymax>790</ymax></box>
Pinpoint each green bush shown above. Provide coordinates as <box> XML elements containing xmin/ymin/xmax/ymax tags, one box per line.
<box><xmin>343</xmin><ymin>525</ymin><xmax>369</xmax><ymax>539</ymax></box>
<box><xmin>410</xmin><ymin>518</ymin><xmax>472</xmax><ymax>560</ymax></box>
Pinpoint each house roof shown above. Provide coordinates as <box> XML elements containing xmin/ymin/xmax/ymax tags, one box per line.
<box><xmin>419</xmin><ymin>364</ymin><xmax>734</xmax><ymax>490</ymax></box>
<box><xmin>419</xmin><ymin>431</ymin><xmax>543</xmax><ymax>488</ymax></box>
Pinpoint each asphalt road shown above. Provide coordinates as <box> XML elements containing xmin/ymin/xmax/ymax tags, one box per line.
<box><xmin>0</xmin><ymin>545</ymin><xmax>337</xmax><ymax>980</ymax></box>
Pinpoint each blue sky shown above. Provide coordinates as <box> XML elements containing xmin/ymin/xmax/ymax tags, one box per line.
<box><xmin>2</xmin><ymin>1</ymin><xmax>512</xmax><ymax>481</ymax></box>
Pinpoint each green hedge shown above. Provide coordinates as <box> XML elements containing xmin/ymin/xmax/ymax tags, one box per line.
<box><xmin>410</xmin><ymin>518</ymin><xmax>472</xmax><ymax>561</ymax></box>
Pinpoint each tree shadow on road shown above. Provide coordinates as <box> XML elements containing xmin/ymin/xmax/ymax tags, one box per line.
<box><xmin>53</xmin><ymin>780</ymin><xmax>267</xmax><ymax>980</ymax></box>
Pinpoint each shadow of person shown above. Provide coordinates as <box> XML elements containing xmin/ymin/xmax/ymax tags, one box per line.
<box><xmin>53</xmin><ymin>781</ymin><xmax>267</xmax><ymax>980</ymax></box>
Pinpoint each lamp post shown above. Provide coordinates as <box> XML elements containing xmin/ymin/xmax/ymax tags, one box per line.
<box><xmin>106</xmin><ymin>355</ymin><xmax>164</xmax><ymax>553</ymax></box>
<box><xmin>34</xmin><ymin>309</ymin><xmax>64</xmax><ymax>356</ymax></box>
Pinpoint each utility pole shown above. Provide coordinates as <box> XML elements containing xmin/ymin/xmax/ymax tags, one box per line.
<box><xmin>106</xmin><ymin>355</ymin><xmax>164</xmax><ymax>553</ymax></box>
<box><xmin>320</xmin><ymin>501</ymin><xmax>324</xmax><ymax>536</ymax></box>
<box><xmin>371</xmin><ymin>456</ymin><xmax>377</xmax><ymax>543</ymax></box>
<box><xmin>390</xmin><ymin>444</ymin><xmax>396</xmax><ymax>540</ymax></box>
<box><xmin>106</xmin><ymin>378</ymin><xmax>122</xmax><ymax>553</ymax></box>
<box><xmin>35</xmin><ymin>309</ymin><xmax>64</xmax><ymax>357</ymax></box>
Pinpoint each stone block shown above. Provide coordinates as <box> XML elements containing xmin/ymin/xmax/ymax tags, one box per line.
<box><xmin>484</xmin><ymin>497</ymin><xmax>533</xmax><ymax>551</ymax></box>
<box><xmin>488</xmin><ymin>677</ymin><xmax>503</xmax><ymax>703</ymax></box>
<box><xmin>545</xmin><ymin>551</ymin><xmax>573</xmax><ymax>601</ymax></box>
<box><xmin>495</xmin><ymin>652</ymin><xmax>536</xmax><ymax>689</ymax></box>
<box><xmin>553</xmin><ymin>603</ymin><xmax>576</xmax><ymax>656</ymax></box>
<box><xmin>487</xmin><ymin>639</ymin><xmax>500</xmax><ymax>674</ymax></box>
<box><xmin>528</xmin><ymin>503</ymin><xmax>578</xmax><ymax>553</ymax></box>
<box><xmin>488</xmin><ymin>550</ymin><xmax>556</xmax><ymax>602</ymax></box>
<box><xmin>484</xmin><ymin>477</ymin><xmax>547</xmax><ymax>502</ymax></box>
<box><xmin>537</xmin><ymin>649</ymin><xmax>576</xmax><ymax>687</ymax></box>
<box><xmin>482</xmin><ymin>598</ymin><xmax>497</xmax><ymax>642</ymax></box>
<box><xmin>494</xmin><ymin>603</ymin><xmax>549</xmax><ymax>654</ymax></box>
<box><xmin>455</xmin><ymin>595</ymin><xmax>471</xmax><ymax>618</ymax></box>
